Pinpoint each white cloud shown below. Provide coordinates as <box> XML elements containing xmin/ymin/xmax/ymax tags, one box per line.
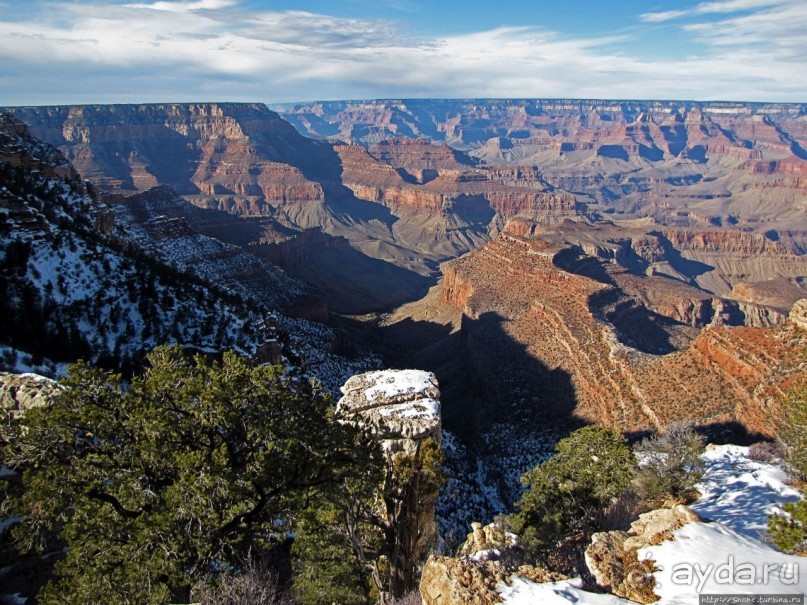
<box><xmin>0</xmin><ymin>0</ymin><xmax>804</xmax><ymax>104</ymax></box>
<box><xmin>641</xmin><ymin>0</ymin><xmax>794</xmax><ymax>21</ymax></box>
<box><xmin>125</xmin><ymin>0</ymin><xmax>238</xmax><ymax>12</ymax></box>
<box><xmin>640</xmin><ymin>10</ymin><xmax>689</xmax><ymax>23</ymax></box>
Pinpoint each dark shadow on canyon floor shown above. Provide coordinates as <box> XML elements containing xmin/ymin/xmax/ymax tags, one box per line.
<box><xmin>368</xmin><ymin>311</ymin><xmax>581</xmax><ymax>450</ymax></box>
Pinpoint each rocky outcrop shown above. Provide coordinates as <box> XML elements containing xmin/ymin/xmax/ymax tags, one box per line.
<box><xmin>337</xmin><ymin>370</ymin><xmax>443</xmax><ymax>596</ymax></box>
<box><xmin>0</xmin><ymin>373</ymin><xmax>58</xmax><ymax>420</ymax></box>
<box><xmin>419</xmin><ymin>521</ymin><xmax>566</xmax><ymax>605</ymax></box>
<box><xmin>337</xmin><ymin>369</ymin><xmax>442</xmax><ymax>452</ymax></box>
<box><xmin>420</xmin><ymin>556</ymin><xmax>506</xmax><ymax>605</ymax></box>
<box><xmin>585</xmin><ymin>505</ymin><xmax>701</xmax><ymax>603</ymax></box>
<box><xmin>790</xmin><ymin>299</ymin><xmax>807</xmax><ymax>331</ymax></box>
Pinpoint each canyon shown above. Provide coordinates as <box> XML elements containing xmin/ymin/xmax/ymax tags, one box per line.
<box><xmin>3</xmin><ymin>100</ymin><xmax>806</xmax><ymax>529</ymax></box>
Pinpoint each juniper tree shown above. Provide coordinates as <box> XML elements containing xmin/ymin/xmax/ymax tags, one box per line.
<box><xmin>511</xmin><ymin>425</ymin><xmax>635</xmax><ymax>566</ymax></box>
<box><xmin>769</xmin><ymin>382</ymin><xmax>807</xmax><ymax>554</ymax></box>
<box><xmin>4</xmin><ymin>345</ymin><xmax>373</xmax><ymax>604</ymax></box>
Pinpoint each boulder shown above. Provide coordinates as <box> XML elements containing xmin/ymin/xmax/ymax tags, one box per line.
<box><xmin>585</xmin><ymin>505</ymin><xmax>701</xmax><ymax>603</ymax></box>
<box><xmin>623</xmin><ymin>504</ymin><xmax>702</xmax><ymax>550</ymax></box>
<box><xmin>419</xmin><ymin>555</ymin><xmax>506</xmax><ymax>605</ymax></box>
<box><xmin>789</xmin><ymin>299</ymin><xmax>807</xmax><ymax>331</ymax></box>
<box><xmin>0</xmin><ymin>372</ymin><xmax>58</xmax><ymax>419</ymax></box>
<box><xmin>458</xmin><ymin>522</ymin><xmax>514</xmax><ymax>559</ymax></box>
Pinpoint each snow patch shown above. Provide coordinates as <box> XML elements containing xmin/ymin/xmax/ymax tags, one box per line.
<box><xmin>639</xmin><ymin>522</ymin><xmax>806</xmax><ymax>601</ymax></box>
<box><xmin>691</xmin><ymin>444</ymin><xmax>802</xmax><ymax>540</ymax></box>
<box><xmin>377</xmin><ymin>397</ymin><xmax>440</xmax><ymax>421</ymax></box>
<box><xmin>361</xmin><ymin>369</ymin><xmax>437</xmax><ymax>401</ymax></box>
<box><xmin>499</xmin><ymin>577</ymin><xmax>634</xmax><ymax>604</ymax></box>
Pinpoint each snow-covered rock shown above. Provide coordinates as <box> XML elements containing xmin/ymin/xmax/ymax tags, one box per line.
<box><xmin>337</xmin><ymin>369</ymin><xmax>442</xmax><ymax>446</ymax></box>
<box><xmin>499</xmin><ymin>444</ymin><xmax>807</xmax><ymax>604</ymax></box>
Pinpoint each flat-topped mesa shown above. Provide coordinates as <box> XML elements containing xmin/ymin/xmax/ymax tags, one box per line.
<box><xmin>337</xmin><ymin>369</ymin><xmax>442</xmax><ymax>452</ymax></box>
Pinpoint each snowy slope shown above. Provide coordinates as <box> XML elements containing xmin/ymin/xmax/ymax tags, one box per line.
<box><xmin>641</xmin><ymin>445</ymin><xmax>806</xmax><ymax>602</ymax></box>
<box><xmin>691</xmin><ymin>444</ymin><xmax>803</xmax><ymax>539</ymax></box>
<box><xmin>498</xmin><ymin>444</ymin><xmax>806</xmax><ymax>604</ymax></box>
<box><xmin>1</xmin><ymin>115</ymin><xmax>379</xmax><ymax>395</ymax></box>
<box><xmin>641</xmin><ymin>522</ymin><xmax>805</xmax><ymax>602</ymax></box>
<box><xmin>500</xmin><ymin>577</ymin><xmax>634</xmax><ymax>604</ymax></box>
<box><xmin>0</xmin><ymin>115</ymin><xmax>267</xmax><ymax>372</ymax></box>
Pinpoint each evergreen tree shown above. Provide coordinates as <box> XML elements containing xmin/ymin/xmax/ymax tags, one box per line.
<box><xmin>768</xmin><ymin>380</ymin><xmax>807</xmax><ymax>554</ymax></box>
<box><xmin>777</xmin><ymin>382</ymin><xmax>807</xmax><ymax>481</ymax></box>
<box><xmin>5</xmin><ymin>345</ymin><xmax>368</xmax><ymax>604</ymax></box>
<box><xmin>511</xmin><ymin>425</ymin><xmax>635</xmax><ymax>566</ymax></box>
<box><xmin>633</xmin><ymin>420</ymin><xmax>705</xmax><ymax>505</ymax></box>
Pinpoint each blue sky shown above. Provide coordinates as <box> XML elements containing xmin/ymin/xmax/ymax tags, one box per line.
<box><xmin>1</xmin><ymin>0</ymin><xmax>805</xmax><ymax>105</ymax></box>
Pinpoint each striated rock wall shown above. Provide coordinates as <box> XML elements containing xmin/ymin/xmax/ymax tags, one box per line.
<box><xmin>436</xmin><ymin>232</ymin><xmax>806</xmax><ymax>436</ymax></box>
<box><xmin>335</xmin><ymin>143</ymin><xmax>579</xmax><ymax>219</ymax></box>
<box><xmin>280</xmin><ymin>99</ymin><xmax>807</xmax><ymax>250</ymax></box>
<box><xmin>7</xmin><ymin>103</ymin><xmax>328</xmax><ymax>212</ymax></box>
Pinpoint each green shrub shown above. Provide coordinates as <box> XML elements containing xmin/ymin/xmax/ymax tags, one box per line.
<box><xmin>5</xmin><ymin>345</ymin><xmax>353</xmax><ymax>604</ymax></box>
<box><xmin>777</xmin><ymin>384</ymin><xmax>807</xmax><ymax>482</ymax></box>
<box><xmin>511</xmin><ymin>425</ymin><xmax>635</xmax><ymax>564</ymax></box>
<box><xmin>768</xmin><ymin>499</ymin><xmax>807</xmax><ymax>554</ymax></box>
<box><xmin>634</xmin><ymin>421</ymin><xmax>705</xmax><ymax>506</ymax></box>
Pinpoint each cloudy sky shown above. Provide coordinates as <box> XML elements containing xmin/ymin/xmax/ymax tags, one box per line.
<box><xmin>1</xmin><ymin>0</ymin><xmax>805</xmax><ymax>105</ymax></box>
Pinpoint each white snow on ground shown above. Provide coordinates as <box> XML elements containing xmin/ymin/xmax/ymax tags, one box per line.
<box><xmin>499</xmin><ymin>444</ymin><xmax>807</xmax><ymax>605</ymax></box>
<box><xmin>499</xmin><ymin>577</ymin><xmax>634</xmax><ymax>604</ymax></box>
<box><xmin>361</xmin><ymin>369</ymin><xmax>437</xmax><ymax>401</ymax></box>
<box><xmin>691</xmin><ymin>444</ymin><xmax>802</xmax><ymax>539</ymax></box>
<box><xmin>639</xmin><ymin>522</ymin><xmax>806</xmax><ymax>602</ymax></box>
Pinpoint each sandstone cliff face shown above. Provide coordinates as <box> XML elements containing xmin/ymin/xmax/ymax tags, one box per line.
<box><xmin>280</xmin><ymin>99</ymin><xmax>807</xmax><ymax>251</ymax></box>
<box><xmin>334</xmin><ymin>143</ymin><xmax>579</xmax><ymax>220</ymax></box>
<box><xmin>9</xmin><ymin>103</ymin><xmax>329</xmax><ymax>212</ymax></box>
<box><xmin>791</xmin><ymin>299</ymin><xmax>807</xmax><ymax>331</ymax></box>
<box><xmin>432</xmin><ymin>230</ymin><xmax>806</xmax><ymax>436</ymax></box>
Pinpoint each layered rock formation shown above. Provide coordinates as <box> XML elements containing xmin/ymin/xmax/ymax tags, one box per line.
<box><xmin>337</xmin><ymin>369</ymin><xmax>443</xmax><ymax>596</ymax></box>
<box><xmin>6</xmin><ymin>103</ymin><xmax>588</xmax><ymax>311</ymax></box>
<box><xmin>9</xmin><ymin>103</ymin><xmax>330</xmax><ymax>207</ymax></box>
<box><xmin>7</xmin><ymin>101</ymin><xmax>805</xmax><ymax>314</ymax></box>
<box><xmin>384</xmin><ymin>224</ymin><xmax>805</xmax><ymax>441</ymax></box>
<box><xmin>280</xmin><ymin>99</ymin><xmax>807</xmax><ymax>253</ymax></box>
<box><xmin>337</xmin><ymin>369</ymin><xmax>442</xmax><ymax>452</ymax></box>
